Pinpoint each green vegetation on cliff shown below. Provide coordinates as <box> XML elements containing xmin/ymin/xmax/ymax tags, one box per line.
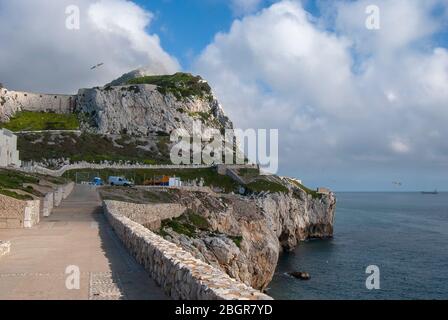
<box><xmin>159</xmin><ymin>210</ymin><xmax>210</xmax><ymax>238</ymax></box>
<box><xmin>287</xmin><ymin>178</ymin><xmax>322</xmax><ymax>199</ymax></box>
<box><xmin>0</xmin><ymin>169</ymin><xmax>63</xmax><ymax>200</ymax></box>
<box><xmin>17</xmin><ymin>132</ymin><xmax>170</xmax><ymax>167</ymax></box>
<box><xmin>1</xmin><ymin>111</ymin><xmax>79</xmax><ymax>132</ymax></box>
<box><xmin>127</xmin><ymin>73</ymin><xmax>213</xmax><ymax>101</ymax></box>
<box><xmin>246</xmin><ymin>179</ymin><xmax>289</xmax><ymax>194</ymax></box>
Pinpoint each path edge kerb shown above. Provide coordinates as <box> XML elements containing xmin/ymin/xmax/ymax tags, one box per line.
<box><xmin>103</xmin><ymin>200</ymin><xmax>273</xmax><ymax>301</ymax></box>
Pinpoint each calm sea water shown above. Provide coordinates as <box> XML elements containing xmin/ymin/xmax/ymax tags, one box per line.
<box><xmin>268</xmin><ymin>192</ymin><xmax>448</xmax><ymax>300</ymax></box>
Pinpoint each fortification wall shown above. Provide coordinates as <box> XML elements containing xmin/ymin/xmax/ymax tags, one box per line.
<box><xmin>103</xmin><ymin>200</ymin><xmax>272</xmax><ymax>300</ymax></box>
<box><xmin>0</xmin><ymin>88</ymin><xmax>76</xmax><ymax>121</ymax></box>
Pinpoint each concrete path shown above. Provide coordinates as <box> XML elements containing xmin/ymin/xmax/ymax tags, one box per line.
<box><xmin>0</xmin><ymin>185</ymin><xmax>167</xmax><ymax>300</ymax></box>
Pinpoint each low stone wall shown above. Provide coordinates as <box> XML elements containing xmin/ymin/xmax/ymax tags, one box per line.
<box><xmin>0</xmin><ymin>182</ymin><xmax>75</xmax><ymax>226</ymax></box>
<box><xmin>0</xmin><ymin>195</ymin><xmax>40</xmax><ymax>229</ymax></box>
<box><xmin>21</xmin><ymin>163</ymin><xmax>213</xmax><ymax>177</ymax></box>
<box><xmin>42</xmin><ymin>192</ymin><xmax>54</xmax><ymax>217</ymax></box>
<box><xmin>109</xmin><ymin>201</ymin><xmax>186</xmax><ymax>231</ymax></box>
<box><xmin>0</xmin><ymin>241</ymin><xmax>10</xmax><ymax>258</ymax></box>
<box><xmin>24</xmin><ymin>200</ymin><xmax>40</xmax><ymax>228</ymax></box>
<box><xmin>103</xmin><ymin>200</ymin><xmax>272</xmax><ymax>300</ymax></box>
<box><xmin>42</xmin><ymin>182</ymin><xmax>74</xmax><ymax>217</ymax></box>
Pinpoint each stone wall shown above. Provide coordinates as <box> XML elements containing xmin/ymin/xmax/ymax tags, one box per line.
<box><xmin>103</xmin><ymin>200</ymin><xmax>272</xmax><ymax>300</ymax></box>
<box><xmin>0</xmin><ymin>182</ymin><xmax>75</xmax><ymax>227</ymax></box>
<box><xmin>24</xmin><ymin>200</ymin><xmax>40</xmax><ymax>228</ymax></box>
<box><xmin>21</xmin><ymin>162</ymin><xmax>213</xmax><ymax>177</ymax></box>
<box><xmin>0</xmin><ymin>88</ymin><xmax>76</xmax><ymax>121</ymax></box>
<box><xmin>0</xmin><ymin>241</ymin><xmax>10</xmax><ymax>258</ymax></box>
<box><xmin>41</xmin><ymin>182</ymin><xmax>74</xmax><ymax>217</ymax></box>
<box><xmin>109</xmin><ymin>201</ymin><xmax>186</xmax><ymax>231</ymax></box>
<box><xmin>0</xmin><ymin>195</ymin><xmax>39</xmax><ymax>229</ymax></box>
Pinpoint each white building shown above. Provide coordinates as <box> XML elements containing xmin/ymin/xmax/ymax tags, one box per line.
<box><xmin>0</xmin><ymin>129</ymin><xmax>21</xmax><ymax>167</ymax></box>
<box><xmin>169</xmin><ymin>177</ymin><xmax>182</xmax><ymax>187</ymax></box>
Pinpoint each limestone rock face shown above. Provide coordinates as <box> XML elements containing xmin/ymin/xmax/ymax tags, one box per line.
<box><xmin>76</xmin><ymin>84</ymin><xmax>232</xmax><ymax>136</ymax></box>
<box><xmin>163</xmin><ymin>183</ymin><xmax>336</xmax><ymax>291</ymax></box>
<box><xmin>257</xmin><ymin>188</ymin><xmax>337</xmax><ymax>250</ymax></box>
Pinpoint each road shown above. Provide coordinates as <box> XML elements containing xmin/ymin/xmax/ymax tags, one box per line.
<box><xmin>0</xmin><ymin>185</ymin><xmax>167</xmax><ymax>300</ymax></box>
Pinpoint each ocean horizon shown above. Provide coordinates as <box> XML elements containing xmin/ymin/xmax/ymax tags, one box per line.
<box><xmin>268</xmin><ymin>192</ymin><xmax>448</xmax><ymax>300</ymax></box>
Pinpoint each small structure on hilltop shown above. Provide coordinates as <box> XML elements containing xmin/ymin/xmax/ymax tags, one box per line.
<box><xmin>0</xmin><ymin>129</ymin><xmax>21</xmax><ymax>167</ymax></box>
<box><xmin>317</xmin><ymin>187</ymin><xmax>331</xmax><ymax>195</ymax></box>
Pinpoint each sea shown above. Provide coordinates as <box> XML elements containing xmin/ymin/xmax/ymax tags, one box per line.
<box><xmin>268</xmin><ymin>192</ymin><xmax>448</xmax><ymax>300</ymax></box>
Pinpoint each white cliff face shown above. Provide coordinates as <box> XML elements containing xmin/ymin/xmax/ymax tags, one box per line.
<box><xmin>162</xmin><ymin>184</ymin><xmax>336</xmax><ymax>291</ymax></box>
<box><xmin>258</xmin><ymin>188</ymin><xmax>336</xmax><ymax>250</ymax></box>
<box><xmin>76</xmin><ymin>84</ymin><xmax>232</xmax><ymax>136</ymax></box>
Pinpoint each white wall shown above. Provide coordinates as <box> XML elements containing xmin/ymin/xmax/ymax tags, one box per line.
<box><xmin>0</xmin><ymin>129</ymin><xmax>21</xmax><ymax>167</ymax></box>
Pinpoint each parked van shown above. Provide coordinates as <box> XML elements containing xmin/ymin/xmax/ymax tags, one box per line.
<box><xmin>108</xmin><ymin>176</ymin><xmax>133</xmax><ymax>187</ymax></box>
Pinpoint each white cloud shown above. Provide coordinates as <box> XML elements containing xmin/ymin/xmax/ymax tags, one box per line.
<box><xmin>0</xmin><ymin>0</ymin><xmax>179</xmax><ymax>93</ymax></box>
<box><xmin>195</xmin><ymin>0</ymin><xmax>448</xmax><ymax>188</ymax></box>
<box><xmin>390</xmin><ymin>138</ymin><xmax>411</xmax><ymax>154</ymax></box>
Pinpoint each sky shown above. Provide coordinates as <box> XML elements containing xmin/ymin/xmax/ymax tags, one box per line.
<box><xmin>0</xmin><ymin>0</ymin><xmax>447</xmax><ymax>191</ymax></box>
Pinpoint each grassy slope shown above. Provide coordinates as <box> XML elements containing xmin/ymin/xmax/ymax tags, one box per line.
<box><xmin>0</xmin><ymin>169</ymin><xmax>66</xmax><ymax>200</ymax></box>
<box><xmin>17</xmin><ymin>133</ymin><xmax>170</xmax><ymax>166</ymax></box>
<box><xmin>1</xmin><ymin>111</ymin><xmax>79</xmax><ymax>131</ymax></box>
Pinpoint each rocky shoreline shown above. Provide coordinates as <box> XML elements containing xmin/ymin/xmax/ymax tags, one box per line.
<box><xmin>170</xmin><ymin>188</ymin><xmax>335</xmax><ymax>290</ymax></box>
<box><xmin>107</xmin><ymin>180</ymin><xmax>336</xmax><ymax>291</ymax></box>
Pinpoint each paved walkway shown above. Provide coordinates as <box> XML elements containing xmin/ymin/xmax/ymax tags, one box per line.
<box><xmin>0</xmin><ymin>185</ymin><xmax>167</xmax><ymax>300</ymax></box>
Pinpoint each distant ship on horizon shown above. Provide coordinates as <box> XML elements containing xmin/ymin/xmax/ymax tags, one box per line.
<box><xmin>421</xmin><ymin>190</ymin><xmax>439</xmax><ymax>195</ymax></box>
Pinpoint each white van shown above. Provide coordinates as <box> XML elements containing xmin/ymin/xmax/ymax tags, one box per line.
<box><xmin>108</xmin><ymin>176</ymin><xmax>133</xmax><ymax>187</ymax></box>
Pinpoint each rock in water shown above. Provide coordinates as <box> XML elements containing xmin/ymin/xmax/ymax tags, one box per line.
<box><xmin>289</xmin><ymin>272</ymin><xmax>311</xmax><ymax>280</ymax></box>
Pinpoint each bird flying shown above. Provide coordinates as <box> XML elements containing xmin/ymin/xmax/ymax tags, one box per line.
<box><xmin>90</xmin><ymin>63</ymin><xmax>104</xmax><ymax>70</ymax></box>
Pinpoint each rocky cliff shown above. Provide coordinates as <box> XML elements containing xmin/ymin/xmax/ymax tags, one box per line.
<box><xmin>76</xmin><ymin>84</ymin><xmax>232</xmax><ymax>136</ymax></box>
<box><xmin>155</xmin><ymin>180</ymin><xmax>336</xmax><ymax>291</ymax></box>
<box><xmin>1</xmin><ymin>72</ymin><xmax>234</xmax><ymax>166</ymax></box>
<box><xmin>1</xmin><ymin>72</ymin><xmax>232</xmax><ymax>137</ymax></box>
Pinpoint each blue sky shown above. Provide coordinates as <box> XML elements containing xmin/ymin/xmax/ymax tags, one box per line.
<box><xmin>135</xmin><ymin>0</ymin><xmax>327</xmax><ymax>69</ymax></box>
<box><xmin>135</xmin><ymin>0</ymin><xmax>234</xmax><ymax>67</ymax></box>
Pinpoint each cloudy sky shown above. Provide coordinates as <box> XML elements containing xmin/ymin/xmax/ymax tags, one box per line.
<box><xmin>0</xmin><ymin>0</ymin><xmax>447</xmax><ymax>191</ymax></box>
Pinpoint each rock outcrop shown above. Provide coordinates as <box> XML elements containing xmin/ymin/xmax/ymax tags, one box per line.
<box><xmin>157</xmin><ymin>182</ymin><xmax>336</xmax><ymax>291</ymax></box>
<box><xmin>76</xmin><ymin>84</ymin><xmax>232</xmax><ymax>136</ymax></box>
<box><xmin>103</xmin><ymin>200</ymin><xmax>272</xmax><ymax>300</ymax></box>
<box><xmin>1</xmin><ymin>71</ymin><xmax>232</xmax><ymax>138</ymax></box>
